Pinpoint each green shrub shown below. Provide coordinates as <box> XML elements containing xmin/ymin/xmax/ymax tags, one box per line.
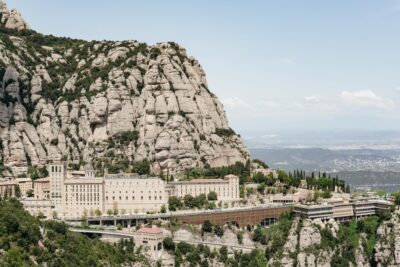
<box><xmin>202</xmin><ymin>220</ymin><xmax>213</xmax><ymax>233</ymax></box>
<box><xmin>215</xmin><ymin>128</ymin><xmax>236</xmax><ymax>137</ymax></box>
<box><xmin>214</xmin><ymin>225</ymin><xmax>224</xmax><ymax>237</ymax></box>
<box><xmin>207</xmin><ymin>191</ymin><xmax>218</xmax><ymax>201</ymax></box>
<box><xmin>177</xmin><ymin>242</ymin><xmax>192</xmax><ymax>255</ymax></box>
<box><xmin>50</xmin><ymin>138</ymin><xmax>59</xmax><ymax>146</ymax></box>
<box><xmin>163</xmin><ymin>237</ymin><xmax>175</xmax><ymax>251</ymax></box>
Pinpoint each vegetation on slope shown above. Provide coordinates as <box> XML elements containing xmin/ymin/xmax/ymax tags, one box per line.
<box><xmin>0</xmin><ymin>198</ymin><xmax>147</xmax><ymax>266</ymax></box>
<box><xmin>184</xmin><ymin>159</ymin><xmax>348</xmax><ymax>194</ymax></box>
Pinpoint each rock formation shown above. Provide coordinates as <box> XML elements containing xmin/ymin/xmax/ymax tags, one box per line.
<box><xmin>374</xmin><ymin>209</ymin><xmax>400</xmax><ymax>267</ymax></box>
<box><xmin>0</xmin><ymin>1</ymin><xmax>29</xmax><ymax>31</ymax></box>
<box><xmin>0</xmin><ymin>1</ymin><xmax>249</xmax><ymax>176</ymax></box>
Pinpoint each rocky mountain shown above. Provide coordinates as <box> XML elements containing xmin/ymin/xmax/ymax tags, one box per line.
<box><xmin>0</xmin><ymin>1</ymin><xmax>248</xmax><ymax>177</ymax></box>
<box><xmin>266</xmin><ymin>211</ymin><xmax>400</xmax><ymax>267</ymax></box>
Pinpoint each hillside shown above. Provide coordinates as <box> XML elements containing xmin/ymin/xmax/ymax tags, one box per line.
<box><xmin>0</xmin><ymin>198</ymin><xmax>148</xmax><ymax>266</ymax></box>
<box><xmin>0</xmin><ymin>1</ymin><xmax>249</xmax><ymax>177</ymax></box>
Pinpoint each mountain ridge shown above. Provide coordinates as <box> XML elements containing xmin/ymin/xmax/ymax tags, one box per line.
<box><xmin>0</xmin><ymin>2</ymin><xmax>249</xmax><ymax>177</ymax></box>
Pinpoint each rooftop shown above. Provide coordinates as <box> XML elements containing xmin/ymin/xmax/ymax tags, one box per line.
<box><xmin>34</xmin><ymin>177</ymin><xmax>49</xmax><ymax>182</ymax></box>
<box><xmin>105</xmin><ymin>173</ymin><xmax>150</xmax><ymax>179</ymax></box>
<box><xmin>64</xmin><ymin>178</ymin><xmax>103</xmax><ymax>184</ymax></box>
<box><xmin>136</xmin><ymin>227</ymin><xmax>162</xmax><ymax>234</ymax></box>
<box><xmin>170</xmin><ymin>178</ymin><xmax>228</xmax><ymax>185</ymax></box>
<box><xmin>0</xmin><ymin>180</ymin><xmax>17</xmax><ymax>186</ymax></box>
<box><xmin>15</xmin><ymin>178</ymin><xmax>32</xmax><ymax>182</ymax></box>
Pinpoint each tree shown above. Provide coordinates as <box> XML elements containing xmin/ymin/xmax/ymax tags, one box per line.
<box><xmin>207</xmin><ymin>191</ymin><xmax>218</xmax><ymax>201</ymax></box>
<box><xmin>237</xmin><ymin>231</ymin><xmax>243</xmax><ymax>244</ymax></box>
<box><xmin>177</xmin><ymin>242</ymin><xmax>192</xmax><ymax>255</ymax></box>
<box><xmin>163</xmin><ymin>237</ymin><xmax>175</xmax><ymax>251</ymax></box>
<box><xmin>214</xmin><ymin>225</ymin><xmax>224</xmax><ymax>237</ymax></box>
<box><xmin>107</xmin><ymin>209</ymin><xmax>113</xmax><ymax>216</ymax></box>
<box><xmin>321</xmin><ymin>190</ymin><xmax>332</xmax><ymax>199</ymax></box>
<box><xmin>168</xmin><ymin>196</ymin><xmax>182</xmax><ymax>211</ymax></box>
<box><xmin>195</xmin><ymin>194</ymin><xmax>207</xmax><ymax>208</ymax></box>
<box><xmin>392</xmin><ymin>192</ymin><xmax>400</xmax><ymax>205</ymax></box>
<box><xmin>252</xmin><ymin>172</ymin><xmax>266</xmax><ymax>184</ymax></box>
<box><xmin>249</xmin><ymin>249</ymin><xmax>267</xmax><ymax>267</ymax></box>
<box><xmin>240</xmin><ymin>185</ymin><xmax>245</xmax><ymax>198</ymax></box>
<box><xmin>184</xmin><ymin>194</ymin><xmax>195</xmax><ymax>208</ymax></box>
<box><xmin>253</xmin><ymin>159</ymin><xmax>269</xmax><ymax>168</ymax></box>
<box><xmin>95</xmin><ymin>209</ymin><xmax>102</xmax><ymax>216</ymax></box>
<box><xmin>113</xmin><ymin>203</ymin><xmax>118</xmax><ymax>215</ymax></box>
<box><xmin>26</xmin><ymin>189</ymin><xmax>34</xmax><ymax>198</ymax></box>
<box><xmin>257</xmin><ymin>184</ymin><xmax>265</xmax><ymax>194</ymax></box>
<box><xmin>219</xmin><ymin>246</ymin><xmax>228</xmax><ymax>263</ymax></box>
<box><xmin>202</xmin><ymin>220</ymin><xmax>213</xmax><ymax>233</ymax></box>
<box><xmin>14</xmin><ymin>185</ymin><xmax>21</xmax><ymax>198</ymax></box>
<box><xmin>160</xmin><ymin>204</ymin><xmax>167</xmax><ymax>213</ymax></box>
<box><xmin>132</xmin><ymin>159</ymin><xmax>150</xmax><ymax>175</ymax></box>
<box><xmin>252</xmin><ymin>226</ymin><xmax>266</xmax><ymax>243</ymax></box>
<box><xmin>376</xmin><ymin>191</ymin><xmax>386</xmax><ymax>198</ymax></box>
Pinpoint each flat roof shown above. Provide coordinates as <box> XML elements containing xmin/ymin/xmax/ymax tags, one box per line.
<box><xmin>16</xmin><ymin>178</ymin><xmax>32</xmax><ymax>182</ymax></box>
<box><xmin>105</xmin><ymin>174</ymin><xmax>157</xmax><ymax>179</ymax></box>
<box><xmin>34</xmin><ymin>177</ymin><xmax>49</xmax><ymax>183</ymax></box>
<box><xmin>0</xmin><ymin>181</ymin><xmax>17</xmax><ymax>186</ymax></box>
<box><xmin>64</xmin><ymin>178</ymin><xmax>103</xmax><ymax>184</ymax></box>
<box><xmin>294</xmin><ymin>203</ymin><xmax>333</xmax><ymax>210</ymax></box>
<box><xmin>170</xmin><ymin>178</ymin><xmax>228</xmax><ymax>185</ymax></box>
<box><xmin>136</xmin><ymin>228</ymin><xmax>162</xmax><ymax>234</ymax></box>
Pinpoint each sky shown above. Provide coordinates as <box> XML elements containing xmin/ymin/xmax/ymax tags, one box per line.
<box><xmin>6</xmin><ymin>0</ymin><xmax>400</xmax><ymax>144</ymax></box>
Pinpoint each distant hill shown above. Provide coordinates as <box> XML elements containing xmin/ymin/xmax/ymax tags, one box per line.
<box><xmin>250</xmin><ymin>148</ymin><xmax>400</xmax><ymax>172</ymax></box>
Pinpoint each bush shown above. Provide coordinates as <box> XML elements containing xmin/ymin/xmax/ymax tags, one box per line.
<box><xmin>219</xmin><ymin>246</ymin><xmax>228</xmax><ymax>263</ymax></box>
<box><xmin>168</xmin><ymin>196</ymin><xmax>182</xmax><ymax>211</ymax></box>
<box><xmin>160</xmin><ymin>205</ymin><xmax>166</xmax><ymax>213</ymax></box>
<box><xmin>215</xmin><ymin>128</ymin><xmax>236</xmax><ymax>137</ymax></box>
<box><xmin>163</xmin><ymin>237</ymin><xmax>175</xmax><ymax>251</ymax></box>
<box><xmin>214</xmin><ymin>225</ymin><xmax>224</xmax><ymax>237</ymax></box>
<box><xmin>207</xmin><ymin>191</ymin><xmax>218</xmax><ymax>201</ymax></box>
<box><xmin>50</xmin><ymin>138</ymin><xmax>59</xmax><ymax>146</ymax></box>
<box><xmin>202</xmin><ymin>220</ymin><xmax>213</xmax><ymax>233</ymax></box>
<box><xmin>237</xmin><ymin>231</ymin><xmax>243</xmax><ymax>244</ymax></box>
<box><xmin>177</xmin><ymin>242</ymin><xmax>192</xmax><ymax>255</ymax></box>
<box><xmin>149</xmin><ymin>47</ymin><xmax>161</xmax><ymax>59</ymax></box>
<box><xmin>252</xmin><ymin>159</ymin><xmax>269</xmax><ymax>169</ymax></box>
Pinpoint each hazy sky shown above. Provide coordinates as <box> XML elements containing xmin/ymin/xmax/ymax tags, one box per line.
<box><xmin>6</xmin><ymin>0</ymin><xmax>400</xmax><ymax>140</ymax></box>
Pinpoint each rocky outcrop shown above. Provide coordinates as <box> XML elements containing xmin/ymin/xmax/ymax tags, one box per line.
<box><xmin>375</xmin><ymin>209</ymin><xmax>400</xmax><ymax>267</ymax></box>
<box><xmin>0</xmin><ymin>1</ymin><xmax>29</xmax><ymax>31</ymax></box>
<box><xmin>0</xmin><ymin>2</ymin><xmax>249</xmax><ymax>176</ymax></box>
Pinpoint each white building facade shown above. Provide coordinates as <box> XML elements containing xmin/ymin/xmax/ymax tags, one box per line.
<box><xmin>26</xmin><ymin>163</ymin><xmax>241</xmax><ymax>219</ymax></box>
<box><xmin>104</xmin><ymin>174</ymin><xmax>167</xmax><ymax>215</ymax></box>
<box><xmin>167</xmin><ymin>174</ymin><xmax>240</xmax><ymax>201</ymax></box>
<box><xmin>63</xmin><ymin>178</ymin><xmax>104</xmax><ymax>218</ymax></box>
<box><xmin>48</xmin><ymin>162</ymin><xmax>66</xmax><ymax>216</ymax></box>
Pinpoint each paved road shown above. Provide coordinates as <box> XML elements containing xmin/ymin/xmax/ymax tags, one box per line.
<box><xmin>71</xmin><ymin>228</ymin><xmax>258</xmax><ymax>252</ymax></box>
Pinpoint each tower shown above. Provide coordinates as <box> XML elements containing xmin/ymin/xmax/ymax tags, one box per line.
<box><xmin>85</xmin><ymin>163</ymin><xmax>95</xmax><ymax>178</ymax></box>
<box><xmin>48</xmin><ymin>162</ymin><xmax>66</xmax><ymax>218</ymax></box>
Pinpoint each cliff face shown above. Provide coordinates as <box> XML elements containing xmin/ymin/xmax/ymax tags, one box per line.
<box><xmin>266</xmin><ymin>211</ymin><xmax>400</xmax><ymax>267</ymax></box>
<box><xmin>0</xmin><ymin>3</ymin><xmax>249</xmax><ymax>176</ymax></box>
<box><xmin>374</xmin><ymin>209</ymin><xmax>400</xmax><ymax>267</ymax></box>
